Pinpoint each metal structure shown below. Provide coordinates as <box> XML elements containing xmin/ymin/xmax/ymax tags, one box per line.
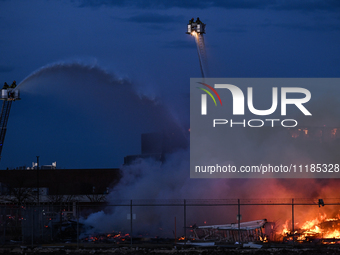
<box><xmin>187</xmin><ymin>17</ymin><xmax>207</xmax><ymax>78</ymax></box>
<box><xmin>192</xmin><ymin>219</ymin><xmax>271</xmax><ymax>243</ymax></box>
<box><xmin>186</xmin><ymin>17</ymin><xmax>206</xmax><ymax>35</ymax></box>
<box><xmin>0</xmin><ymin>198</ymin><xmax>339</xmax><ymax>246</ymax></box>
<box><xmin>0</xmin><ymin>82</ymin><xmax>20</xmax><ymax>159</ymax></box>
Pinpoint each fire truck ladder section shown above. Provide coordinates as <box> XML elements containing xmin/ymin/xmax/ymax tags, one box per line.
<box><xmin>0</xmin><ymin>85</ymin><xmax>20</xmax><ymax>160</ymax></box>
<box><xmin>195</xmin><ymin>34</ymin><xmax>207</xmax><ymax>78</ymax></box>
<box><xmin>0</xmin><ymin>100</ymin><xmax>13</xmax><ymax>158</ymax></box>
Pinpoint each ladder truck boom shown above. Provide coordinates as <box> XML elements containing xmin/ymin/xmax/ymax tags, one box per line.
<box><xmin>0</xmin><ymin>81</ymin><xmax>20</xmax><ymax>160</ymax></box>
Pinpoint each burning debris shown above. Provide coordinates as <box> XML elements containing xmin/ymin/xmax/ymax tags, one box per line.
<box><xmin>83</xmin><ymin>232</ymin><xmax>131</xmax><ymax>244</ymax></box>
<box><xmin>281</xmin><ymin>214</ymin><xmax>340</xmax><ymax>244</ymax></box>
<box><xmin>288</xmin><ymin>127</ymin><xmax>340</xmax><ymax>141</ymax></box>
<box><xmin>189</xmin><ymin>219</ymin><xmax>275</xmax><ymax>244</ymax></box>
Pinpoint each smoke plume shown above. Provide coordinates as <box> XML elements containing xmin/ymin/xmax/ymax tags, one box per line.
<box><xmin>82</xmin><ymin>90</ymin><xmax>340</xmax><ymax>238</ymax></box>
<box><xmin>18</xmin><ymin>61</ymin><xmax>340</xmax><ymax>238</ymax></box>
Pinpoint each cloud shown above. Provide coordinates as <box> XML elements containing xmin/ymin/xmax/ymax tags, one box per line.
<box><xmin>211</xmin><ymin>0</ymin><xmax>275</xmax><ymax>9</ymax></box>
<box><xmin>263</xmin><ymin>22</ymin><xmax>340</xmax><ymax>32</ymax></box>
<box><xmin>77</xmin><ymin>0</ymin><xmax>273</xmax><ymax>10</ymax></box>
<box><xmin>123</xmin><ymin>13</ymin><xmax>182</xmax><ymax>31</ymax></box>
<box><xmin>77</xmin><ymin>0</ymin><xmax>340</xmax><ymax>11</ymax></box>
<box><xmin>273</xmin><ymin>0</ymin><xmax>340</xmax><ymax>11</ymax></box>
<box><xmin>126</xmin><ymin>13</ymin><xmax>179</xmax><ymax>24</ymax></box>
<box><xmin>78</xmin><ymin>0</ymin><xmax>208</xmax><ymax>9</ymax></box>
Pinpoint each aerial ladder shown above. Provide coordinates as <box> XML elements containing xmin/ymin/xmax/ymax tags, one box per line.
<box><xmin>195</xmin><ymin>34</ymin><xmax>207</xmax><ymax>78</ymax></box>
<box><xmin>0</xmin><ymin>81</ymin><xmax>20</xmax><ymax>160</ymax></box>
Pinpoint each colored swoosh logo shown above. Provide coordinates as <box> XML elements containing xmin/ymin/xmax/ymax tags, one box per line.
<box><xmin>197</xmin><ymin>82</ymin><xmax>222</xmax><ymax>106</ymax></box>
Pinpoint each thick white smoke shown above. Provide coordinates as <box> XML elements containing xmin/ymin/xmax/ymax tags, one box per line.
<box><xmin>81</xmin><ymin>91</ymin><xmax>340</xmax><ymax>237</ymax></box>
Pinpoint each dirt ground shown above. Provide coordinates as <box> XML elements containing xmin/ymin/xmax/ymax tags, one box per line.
<box><xmin>2</xmin><ymin>246</ymin><xmax>340</xmax><ymax>255</ymax></box>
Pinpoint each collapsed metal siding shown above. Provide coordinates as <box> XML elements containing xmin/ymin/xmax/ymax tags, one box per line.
<box><xmin>193</xmin><ymin>219</ymin><xmax>270</xmax><ymax>243</ymax></box>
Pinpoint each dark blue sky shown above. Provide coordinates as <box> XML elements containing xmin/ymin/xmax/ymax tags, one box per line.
<box><xmin>0</xmin><ymin>0</ymin><xmax>339</xmax><ymax>169</ymax></box>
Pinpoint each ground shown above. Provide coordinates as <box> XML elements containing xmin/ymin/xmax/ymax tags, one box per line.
<box><xmin>2</xmin><ymin>246</ymin><xmax>340</xmax><ymax>255</ymax></box>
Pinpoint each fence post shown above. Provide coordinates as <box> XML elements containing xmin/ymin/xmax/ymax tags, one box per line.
<box><xmin>184</xmin><ymin>199</ymin><xmax>186</xmax><ymax>244</ymax></box>
<box><xmin>3</xmin><ymin>205</ymin><xmax>6</xmax><ymax>245</ymax></box>
<box><xmin>31</xmin><ymin>207</ymin><xmax>34</xmax><ymax>248</ymax></box>
<box><xmin>130</xmin><ymin>200</ymin><xmax>133</xmax><ymax>247</ymax></box>
<box><xmin>238</xmin><ymin>199</ymin><xmax>241</xmax><ymax>245</ymax></box>
<box><xmin>174</xmin><ymin>217</ymin><xmax>177</xmax><ymax>244</ymax></box>
<box><xmin>292</xmin><ymin>198</ymin><xmax>294</xmax><ymax>245</ymax></box>
<box><xmin>77</xmin><ymin>203</ymin><xmax>79</xmax><ymax>249</ymax></box>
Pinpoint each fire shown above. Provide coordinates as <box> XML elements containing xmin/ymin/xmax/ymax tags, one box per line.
<box><xmin>85</xmin><ymin>232</ymin><xmax>130</xmax><ymax>243</ymax></box>
<box><xmin>301</xmin><ymin>218</ymin><xmax>320</xmax><ymax>231</ymax></box>
<box><xmin>259</xmin><ymin>235</ymin><xmax>268</xmax><ymax>242</ymax></box>
<box><xmin>324</xmin><ymin>229</ymin><xmax>340</xmax><ymax>239</ymax></box>
<box><xmin>282</xmin><ymin>220</ymin><xmax>290</xmax><ymax>235</ymax></box>
<box><xmin>280</xmin><ymin>213</ymin><xmax>340</xmax><ymax>242</ymax></box>
<box><xmin>331</xmin><ymin>128</ymin><xmax>337</xmax><ymax>138</ymax></box>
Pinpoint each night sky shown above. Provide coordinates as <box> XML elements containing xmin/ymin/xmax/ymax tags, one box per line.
<box><xmin>0</xmin><ymin>0</ymin><xmax>340</xmax><ymax>169</ymax></box>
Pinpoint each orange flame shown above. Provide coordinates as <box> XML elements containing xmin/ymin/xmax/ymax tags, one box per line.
<box><xmin>279</xmin><ymin>213</ymin><xmax>340</xmax><ymax>242</ymax></box>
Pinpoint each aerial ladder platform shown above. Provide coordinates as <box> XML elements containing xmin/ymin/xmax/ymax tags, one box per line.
<box><xmin>0</xmin><ymin>81</ymin><xmax>20</xmax><ymax>160</ymax></box>
<box><xmin>186</xmin><ymin>17</ymin><xmax>207</xmax><ymax>78</ymax></box>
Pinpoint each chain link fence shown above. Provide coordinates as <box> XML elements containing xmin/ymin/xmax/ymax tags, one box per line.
<box><xmin>0</xmin><ymin>198</ymin><xmax>339</xmax><ymax>246</ymax></box>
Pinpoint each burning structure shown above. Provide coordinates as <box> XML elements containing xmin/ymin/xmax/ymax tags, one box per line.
<box><xmin>281</xmin><ymin>214</ymin><xmax>340</xmax><ymax>244</ymax></box>
<box><xmin>192</xmin><ymin>219</ymin><xmax>274</xmax><ymax>244</ymax></box>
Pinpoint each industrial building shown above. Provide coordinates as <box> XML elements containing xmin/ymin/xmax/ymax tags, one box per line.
<box><xmin>124</xmin><ymin>131</ymin><xmax>189</xmax><ymax>165</ymax></box>
<box><xmin>0</xmin><ymin>168</ymin><xmax>120</xmax><ymax>196</ymax></box>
